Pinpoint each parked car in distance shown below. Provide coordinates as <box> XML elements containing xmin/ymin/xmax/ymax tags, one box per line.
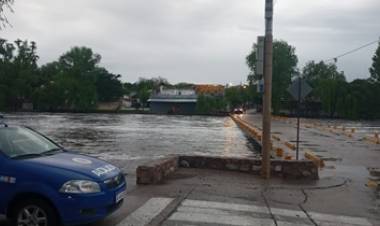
<box><xmin>233</xmin><ymin>108</ymin><xmax>244</xmax><ymax>115</ymax></box>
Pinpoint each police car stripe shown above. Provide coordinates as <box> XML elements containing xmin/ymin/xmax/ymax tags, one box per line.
<box><xmin>117</xmin><ymin>197</ymin><xmax>173</xmax><ymax>226</ymax></box>
<box><xmin>0</xmin><ymin>176</ymin><xmax>16</xmax><ymax>184</ymax></box>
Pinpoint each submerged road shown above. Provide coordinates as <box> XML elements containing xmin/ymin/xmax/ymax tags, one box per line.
<box><xmin>3</xmin><ymin>113</ymin><xmax>259</xmax><ymax>189</ymax></box>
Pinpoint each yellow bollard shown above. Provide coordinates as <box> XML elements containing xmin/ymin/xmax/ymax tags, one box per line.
<box><xmin>305</xmin><ymin>151</ymin><xmax>325</xmax><ymax>168</ymax></box>
<box><xmin>284</xmin><ymin>155</ymin><xmax>292</xmax><ymax>160</ymax></box>
<box><xmin>276</xmin><ymin>148</ymin><xmax>284</xmax><ymax>157</ymax></box>
<box><xmin>285</xmin><ymin>141</ymin><xmax>296</xmax><ymax>150</ymax></box>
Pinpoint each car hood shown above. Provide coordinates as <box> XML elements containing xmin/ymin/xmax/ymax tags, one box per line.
<box><xmin>23</xmin><ymin>152</ymin><xmax>120</xmax><ymax>181</ymax></box>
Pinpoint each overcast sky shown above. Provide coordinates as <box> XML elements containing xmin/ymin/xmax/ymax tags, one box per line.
<box><xmin>1</xmin><ymin>0</ymin><xmax>379</xmax><ymax>84</ymax></box>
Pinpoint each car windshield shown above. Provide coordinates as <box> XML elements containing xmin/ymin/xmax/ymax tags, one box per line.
<box><xmin>0</xmin><ymin>127</ymin><xmax>61</xmax><ymax>159</ymax></box>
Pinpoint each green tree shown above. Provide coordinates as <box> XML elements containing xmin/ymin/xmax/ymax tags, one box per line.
<box><xmin>1</xmin><ymin>40</ymin><xmax>125</xmax><ymax>112</ymax></box>
<box><xmin>134</xmin><ymin>77</ymin><xmax>170</xmax><ymax>107</ymax></box>
<box><xmin>370</xmin><ymin>42</ymin><xmax>380</xmax><ymax>83</ymax></box>
<box><xmin>34</xmin><ymin>47</ymin><xmax>102</xmax><ymax>111</ymax></box>
<box><xmin>302</xmin><ymin>61</ymin><xmax>346</xmax><ymax>117</ymax></box>
<box><xmin>123</xmin><ymin>82</ymin><xmax>136</xmax><ymax>95</ymax></box>
<box><xmin>196</xmin><ymin>95</ymin><xmax>226</xmax><ymax>114</ymax></box>
<box><xmin>225</xmin><ymin>86</ymin><xmax>244</xmax><ymax>109</ymax></box>
<box><xmin>340</xmin><ymin>79</ymin><xmax>380</xmax><ymax>119</ymax></box>
<box><xmin>94</xmin><ymin>68</ymin><xmax>123</xmax><ymax>102</ymax></box>
<box><xmin>246</xmin><ymin>40</ymin><xmax>298</xmax><ymax>113</ymax></box>
<box><xmin>0</xmin><ymin>39</ymin><xmax>39</xmax><ymax>110</ymax></box>
<box><xmin>57</xmin><ymin>47</ymin><xmax>100</xmax><ymax>111</ymax></box>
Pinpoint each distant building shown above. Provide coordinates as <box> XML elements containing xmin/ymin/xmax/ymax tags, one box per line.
<box><xmin>148</xmin><ymin>87</ymin><xmax>198</xmax><ymax>114</ymax></box>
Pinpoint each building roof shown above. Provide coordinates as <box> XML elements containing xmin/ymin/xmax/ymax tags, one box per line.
<box><xmin>150</xmin><ymin>87</ymin><xmax>198</xmax><ymax>102</ymax></box>
<box><xmin>195</xmin><ymin>85</ymin><xmax>225</xmax><ymax>95</ymax></box>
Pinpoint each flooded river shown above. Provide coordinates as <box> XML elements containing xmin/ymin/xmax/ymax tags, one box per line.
<box><xmin>2</xmin><ymin>113</ymin><xmax>257</xmax><ymax>174</ymax></box>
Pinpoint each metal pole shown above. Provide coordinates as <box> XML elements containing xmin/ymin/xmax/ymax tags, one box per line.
<box><xmin>261</xmin><ymin>0</ymin><xmax>273</xmax><ymax>179</ymax></box>
<box><xmin>296</xmin><ymin>77</ymin><xmax>301</xmax><ymax>160</ymax></box>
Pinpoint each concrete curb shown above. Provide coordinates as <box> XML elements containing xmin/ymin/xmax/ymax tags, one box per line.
<box><xmin>136</xmin><ymin>155</ymin><xmax>319</xmax><ymax>185</ymax></box>
<box><xmin>230</xmin><ymin>115</ymin><xmax>263</xmax><ymax>142</ymax></box>
<box><xmin>230</xmin><ymin>114</ymin><xmax>294</xmax><ymax>160</ymax></box>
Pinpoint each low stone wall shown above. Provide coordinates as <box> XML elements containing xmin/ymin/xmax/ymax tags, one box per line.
<box><xmin>179</xmin><ymin>155</ymin><xmax>318</xmax><ymax>180</ymax></box>
<box><xmin>136</xmin><ymin>155</ymin><xmax>318</xmax><ymax>184</ymax></box>
<box><xmin>136</xmin><ymin>156</ymin><xmax>179</xmax><ymax>184</ymax></box>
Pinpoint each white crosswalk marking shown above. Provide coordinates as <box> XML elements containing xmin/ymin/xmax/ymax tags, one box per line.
<box><xmin>181</xmin><ymin>199</ymin><xmax>270</xmax><ymax>214</ymax></box>
<box><xmin>116</xmin><ymin>197</ymin><xmax>374</xmax><ymax>226</ymax></box>
<box><xmin>117</xmin><ymin>197</ymin><xmax>173</xmax><ymax>226</ymax></box>
<box><xmin>168</xmin><ymin>199</ymin><xmax>373</xmax><ymax>226</ymax></box>
<box><xmin>169</xmin><ymin>212</ymin><xmax>275</xmax><ymax>226</ymax></box>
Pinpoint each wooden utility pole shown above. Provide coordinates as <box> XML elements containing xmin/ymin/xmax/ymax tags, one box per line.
<box><xmin>261</xmin><ymin>0</ymin><xmax>273</xmax><ymax>179</ymax></box>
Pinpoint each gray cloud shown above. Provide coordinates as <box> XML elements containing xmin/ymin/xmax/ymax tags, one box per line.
<box><xmin>1</xmin><ymin>0</ymin><xmax>379</xmax><ymax>84</ymax></box>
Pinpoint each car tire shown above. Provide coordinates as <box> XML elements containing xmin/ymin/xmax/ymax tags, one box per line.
<box><xmin>10</xmin><ymin>198</ymin><xmax>59</xmax><ymax>226</ymax></box>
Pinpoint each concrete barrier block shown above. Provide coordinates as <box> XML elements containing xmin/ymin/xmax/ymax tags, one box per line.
<box><xmin>136</xmin><ymin>156</ymin><xmax>179</xmax><ymax>184</ymax></box>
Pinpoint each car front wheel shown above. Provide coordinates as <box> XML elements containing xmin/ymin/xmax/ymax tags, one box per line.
<box><xmin>10</xmin><ymin>199</ymin><xmax>59</xmax><ymax>226</ymax></box>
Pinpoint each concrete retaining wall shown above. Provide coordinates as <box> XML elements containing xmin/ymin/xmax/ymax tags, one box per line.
<box><xmin>136</xmin><ymin>155</ymin><xmax>318</xmax><ymax>184</ymax></box>
<box><xmin>136</xmin><ymin>156</ymin><xmax>179</xmax><ymax>184</ymax></box>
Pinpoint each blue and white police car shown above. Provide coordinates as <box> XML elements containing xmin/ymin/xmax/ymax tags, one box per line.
<box><xmin>0</xmin><ymin>116</ymin><xmax>126</xmax><ymax>226</ymax></box>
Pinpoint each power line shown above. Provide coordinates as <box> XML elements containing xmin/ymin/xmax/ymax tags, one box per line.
<box><xmin>326</xmin><ymin>38</ymin><xmax>380</xmax><ymax>63</ymax></box>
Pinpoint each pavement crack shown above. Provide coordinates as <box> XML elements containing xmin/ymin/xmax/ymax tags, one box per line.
<box><xmin>301</xmin><ymin>189</ymin><xmax>309</xmax><ymax>204</ymax></box>
<box><xmin>263</xmin><ymin>177</ymin><xmax>349</xmax><ymax>192</ymax></box>
<box><xmin>261</xmin><ymin>187</ymin><xmax>279</xmax><ymax>226</ymax></box>
<box><xmin>299</xmin><ymin>203</ymin><xmax>318</xmax><ymax>226</ymax></box>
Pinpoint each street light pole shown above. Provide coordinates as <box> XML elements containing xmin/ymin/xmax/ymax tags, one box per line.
<box><xmin>261</xmin><ymin>0</ymin><xmax>273</xmax><ymax>179</ymax></box>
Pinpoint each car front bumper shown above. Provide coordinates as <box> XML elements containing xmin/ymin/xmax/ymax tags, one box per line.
<box><xmin>57</xmin><ymin>183</ymin><xmax>126</xmax><ymax>226</ymax></box>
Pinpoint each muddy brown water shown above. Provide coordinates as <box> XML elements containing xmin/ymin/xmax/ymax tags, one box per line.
<box><xmin>2</xmin><ymin>113</ymin><xmax>258</xmax><ymax>174</ymax></box>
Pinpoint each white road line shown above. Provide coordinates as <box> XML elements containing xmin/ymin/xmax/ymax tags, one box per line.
<box><xmin>117</xmin><ymin>197</ymin><xmax>173</xmax><ymax>226</ymax></box>
<box><xmin>181</xmin><ymin>199</ymin><xmax>269</xmax><ymax>214</ymax></box>
<box><xmin>309</xmin><ymin>212</ymin><xmax>373</xmax><ymax>226</ymax></box>
<box><xmin>169</xmin><ymin>212</ymin><xmax>276</xmax><ymax>226</ymax></box>
<box><xmin>177</xmin><ymin>206</ymin><xmax>249</xmax><ymax>216</ymax></box>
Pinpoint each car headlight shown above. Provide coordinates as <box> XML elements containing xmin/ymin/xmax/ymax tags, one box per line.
<box><xmin>60</xmin><ymin>180</ymin><xmax>101</xmax><ymax>194</ymax></box>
